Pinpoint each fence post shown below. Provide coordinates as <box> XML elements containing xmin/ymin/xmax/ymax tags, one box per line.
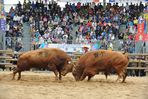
<box><xmin>0</xmin><ymin>30</ymin><xmax>3</xmax><ymax>49</ymax></box>
<box><xmin>2</xmin><ymin>31</ymin><xmax>6</xmax><ymax>50</ymax></box>
<box><xmin>135</xmin><ymin>41</ymin><xmax>144</xmax><ymax>53</ymax></box>
<box><xmin>146</xmin><ymin>64</ymin><xmax>148</xmax><ymax>76</ymax></box>
<box><xmin>22</xmin><ymin>22</ymin><xmax>31</xmax><ymax>51</ymax></box>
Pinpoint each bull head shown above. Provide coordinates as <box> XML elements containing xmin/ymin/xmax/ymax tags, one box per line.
<box><xmin>72</xmin><ymin>64</ymin><xmax>82</xmax><ymax>81</ymax></box>
<box><xmin>61</xmin><ymin>60</ymin><xmax>75</xmax><ymax>76</ymax></box>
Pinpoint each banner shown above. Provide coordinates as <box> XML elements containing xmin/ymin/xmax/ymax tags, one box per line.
<box><xmin>135</xmin><ymin>22</ymin><xmax>145</xmax><ymax>41</ymax></box>
<box><xmin>59</xmin><ymin>0</ymin><xmax>95</xmax><ymax>3</ymax></box>
<box><xmin>112</xmin><ymin>0</ymin><xmax>145</xmax><ymax>3</ymax></box>
<box><xmin>0</xmin><ymin>18</ymin><xmax>6</xmax><ymax>31</ymax></box>
<box><xmin>138</xmin><ymin>23</ymin><xmax>144</xmax><ymax>34</ymax></box>
<box><xmin>93</xmin><ymin>0</ymin><xmax>99</xmax><ymax>3</ymax></box>
<box><xmin>143</xmin><ymin>34</ymin><xmax>148</xmax><ymax>41</ymax></box>
<box><xmin>135</xmin><ymin>21</ymin><xmax>148</xmax><ymax>41</ymax></box>
<box><xmin>48</xmin><ymin>44</ymin><xmax>91</xmax><ymax>53</ymax></box>
<box><xmin>109</xmin><ymin>0</ymin><xmax>115</xmax><ymax>2</ymax></box>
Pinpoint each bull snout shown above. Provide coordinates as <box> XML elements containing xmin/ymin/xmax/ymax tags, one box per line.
<box><xmin>72</xmin><ymin>72</ymin><xmax>80</xmax><ymax>81</ymax></box>
<box><xmin>61</xmin><ymin>62</ymin><xmax>75</xmax><ymax>76</ymax></box>
<box><xmin>73</xmin><ymin>76</ymin><xmax>80</xmax><ymax>81</ymax></box>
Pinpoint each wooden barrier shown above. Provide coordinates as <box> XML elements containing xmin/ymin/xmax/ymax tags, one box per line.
<box><xmin>0</xmin><ymin>50</ymin><xmax>148</xmax><ymax>76</ymax></box>
<box><xmin>0</xmin><ymin>50</ymin><xmax>14</xmax><ymax>54</ymax></box>
<box><xmin>0</xmin><ymin>50</ymin><xmax>17</xmax><ymax>71</ymax></box>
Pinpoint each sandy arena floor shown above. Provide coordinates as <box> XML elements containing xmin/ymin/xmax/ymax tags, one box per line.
<box><xmin>0</xmin><ymin>71</ymin><xmax>148</xmax><ymax>99</ymax></box>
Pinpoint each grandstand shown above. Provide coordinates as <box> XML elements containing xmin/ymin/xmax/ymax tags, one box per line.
<box><xmin>0</xmin><ymin>0</ymin><xmax>148</xmax><ymax>53</ymax></box>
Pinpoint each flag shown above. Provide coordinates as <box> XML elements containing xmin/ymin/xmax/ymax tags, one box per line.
<box><xmin>0</xmin><ymin>19</ymin><xmax>6</xmax><ymax>31</ymax></box>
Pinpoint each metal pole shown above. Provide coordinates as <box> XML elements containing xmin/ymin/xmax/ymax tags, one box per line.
<box><xmin>103</xmin><ymin>0</ymin><xmax>106</xmax><ymax>8</ymax></box>
<box><xmin>3</xmin><ymin>31</ymin><xmax>6</xmax><ymax>50</ymax></box>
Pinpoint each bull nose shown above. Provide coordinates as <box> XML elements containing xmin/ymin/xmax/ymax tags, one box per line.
<box><xmin>74</xmin><ymin>78</ymin><xmax>80</xmax><ymax>81</ymax></box>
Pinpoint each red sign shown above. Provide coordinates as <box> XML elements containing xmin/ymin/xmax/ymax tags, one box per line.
<box><xmin>135</xmin><ymin>33</ymin><xmax>144</xmax><ymax>41</ymax></box>
<box><xmin>135</xmin><ymin>22</ymin><xmax>148</xmax><ymax>42</ymax></box>
<box><xmin>137</xmin><ymin>23</ymin><xmax>144</xmax><ymax>34</ymax></box>
<box><xmin>143</xmin><ymin>34</ymin><xmax>148</xmax><ymax>41</ymax></box>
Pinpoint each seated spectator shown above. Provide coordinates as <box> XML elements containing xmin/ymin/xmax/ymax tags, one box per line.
<box><xmin>15</xmin><ymin>42</ymin><xmax>22</xmax><ymax>52</ymax></box>
<box><xmin>4</xmin><ymin>0</ymin><xmax>146</xmax><ymax>53</ymax></box>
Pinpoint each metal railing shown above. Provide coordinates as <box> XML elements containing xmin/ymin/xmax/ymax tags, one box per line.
<box><xmin>5</xmin><ymin>37</ymin><xmax>23</xmax><ymax>51</ymax></box>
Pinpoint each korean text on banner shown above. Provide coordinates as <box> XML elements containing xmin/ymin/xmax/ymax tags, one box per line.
<box><xmin>135</xmin><ymin>22</ymin><xmax>145</xmax><ymax>41</ymax></box>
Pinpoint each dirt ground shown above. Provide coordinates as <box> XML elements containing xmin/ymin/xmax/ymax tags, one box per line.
<box><xmin>0</xmin><ymin>71</ymin><xmax>148</xmax><ymax>99</ymax></box>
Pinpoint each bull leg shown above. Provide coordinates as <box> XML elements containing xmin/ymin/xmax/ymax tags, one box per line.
<box><xmin>116</xmin><ymin>69</ymin><xmax>127</xmax><ymax>83</ymax></box>
<box><xmin>2</xmin><ymin>67</ymin><xmax>5</xmax><ymax>71</ymax></box>
<box><xmin>104</xmin><ymin>72</ymin><xmax>108</xmax><ymax>80</ymax></box>
<box><xmin>116</xmin><ymin>70</ymin><xmax>123</xmax><ymax>82</ymax></box>
<box><xmin>12</xmin><ymin>71</ymin><xmax>17</xmax><ymax>80</ymax></box>
<box><xmin>17</xmin><ymin>71</ymin><xmax>21</xmax><ymax>80</ymax></box>
<box><xmin>48</xmin><ymin>64</ymin><xmax>59</xmax><ymax>80</ymax></box>
<box><xmin>59</xmin><ymin>71</ymin><xmax>62</xmax><ymax>80</ymax></box>
<box><xmin>122</xmin><ymin>69</ymin><xmax>127</xmax><ymax>83</ymax></box>
<box><xmin>87</xmin><ymin>75</ymin><xmax>94</xmax><ymax>81</ymax></box>
<box><xmin>116</xmin><ymin>76</ymin><xmax>121</xmax><ymax>82</ymax></box>
<box><xmin>122</xmin><ymin>72</ymin><xmax>127</xmax><ymax>83</ymax></box>
<box><xmin>12</xmin><ymin>68</ymin><xmax>19</xmax><ymax>80</ymax></box>
<box><xmin>53</xmin><ymin>70</ymin><xmax>58</xmax><ymax>80</ymax></box>
<box><xmin>86</xmin><ymin>69</ymin><xmax>97</xmax><ymax>81</ymax></box>
<box><xmin>115</xmin><ymin>69</ymin><xmax>122</xmax><ymax>82</ymax></box>
<box><xmin>113</xmin><ymin>66</ymin><xmax>125</xmax><ymax>82</ymax></box>
<box><xmin>116</xmin><ymin>71</ymin><xmax>126</xmax><ymax>82</ymax></box>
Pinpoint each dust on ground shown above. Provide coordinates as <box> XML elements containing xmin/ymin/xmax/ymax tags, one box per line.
<box><xmin>0</xmin><ymin>71</ymin><xmax>148</xmax><ymax>99</ymax></box>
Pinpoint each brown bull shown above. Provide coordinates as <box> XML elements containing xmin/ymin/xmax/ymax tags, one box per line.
<box><xmin>62</xmin><ymin>50</ymin><xmax>129</xmax><ymax>83</ymax></box>
<box><xmin>12</xmin><ymin>48</ymin><xmax>73</xmax><ymax>80</ymax></box>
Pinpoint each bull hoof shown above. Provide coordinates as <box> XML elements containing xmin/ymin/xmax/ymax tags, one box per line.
<box><xmin>17</xmin><ymin>78</ymin><xmax>21</xmax><ymax>80</ymax></box>
<box><xmin>58</xmin><ymin>80</ymin><xmax>62</xmax><ymax>83</ymax></box>
<box><xmin>87</xmin><ymin>80</ymin><xmax>91</xmax><ymax>82</ymax></box>
<box><xmin>116</xmin><ymin>79</ymin><xmax>121</xmax><ymax>83</ymax></box>
<box><xmin>55</xmin><ymin>77</ymin><xmax>58</xmax><ymax>81</ymax></box>
<box><xmin>121</xmin><ymin>81</ymin><xmax>126</xmax><ymax>83</ymax></box>
<box><xmin>12</xmin><ymin>77</ymin><xmax>15</xmax><ymax>80</ymax></box>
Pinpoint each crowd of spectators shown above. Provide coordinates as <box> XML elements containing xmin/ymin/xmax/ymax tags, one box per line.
<box><xmin>5</xmin><ymin>0</ymin><xmax>147</xmax><ymax>52</ymax></box>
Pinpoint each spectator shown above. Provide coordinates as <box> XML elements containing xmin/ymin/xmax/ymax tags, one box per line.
<box><xmin>5</xmin><ymin>1</ymin><xmax>146</xmax><ymax>53</ymax></box>
<box><xmin>15</xmin><ymin>42</ymin><xmax>22</xmax><ymax>52</ymax></box>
